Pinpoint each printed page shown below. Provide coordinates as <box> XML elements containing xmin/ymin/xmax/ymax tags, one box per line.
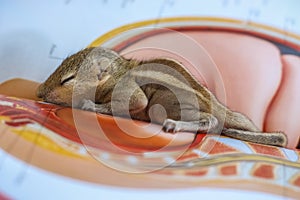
<box><xmin>0</xmin><ymin>1</ymin><xmax>299</xmax><ymax>199</ymax></box>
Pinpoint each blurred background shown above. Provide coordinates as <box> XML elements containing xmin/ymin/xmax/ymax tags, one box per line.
<box><xmin>0</xmin><ymin>0</ymin><xmax>299</xmax><ymax>83</ymax></box>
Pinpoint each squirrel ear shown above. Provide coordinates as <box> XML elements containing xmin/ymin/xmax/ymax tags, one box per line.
<box><xmin>92</xmin><ymin>57</ymin><xmax>111</xmax><ymax>71</ymax></box>
<box><xmin>92</xmin><ymin>57</ymin><xmax>112</xmax><ymax>80</ymax></box>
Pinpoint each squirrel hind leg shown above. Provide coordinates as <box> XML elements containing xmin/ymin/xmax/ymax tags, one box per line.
<box><xmin>162</xmin><ymin>117</ymin><xmax>218</xmax><ymax>134</ymax></box>
<box><xmin>222</xmin><ymin>128</ymin><xmax>287</xmax><ymax>147</ymax></box>
<box><xmin>225</xmin><ymin>110</ymin><xmax>260</xmax><ymax>132</ymax></box>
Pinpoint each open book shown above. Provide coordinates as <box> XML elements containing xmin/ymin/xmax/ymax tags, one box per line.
<box><xmin>0</xmin><ymin>78</ymin><xmax>299</xmax><ymax>199</ymax></box>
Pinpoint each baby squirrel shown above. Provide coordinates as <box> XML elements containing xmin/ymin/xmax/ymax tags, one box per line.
<box><xmin>37</xmin><ymin>47</ymin><xmax>287</xmax><ymax>147</ymax></box>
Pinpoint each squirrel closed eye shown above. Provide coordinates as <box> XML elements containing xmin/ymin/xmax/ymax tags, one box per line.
<box><xmin>60</xmin><ymin>74</ymin><xmax>75</xmax><ymax>85</ymax></box>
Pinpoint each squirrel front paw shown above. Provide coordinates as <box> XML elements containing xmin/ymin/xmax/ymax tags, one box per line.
<box><xmin>81</xmin><ymin>99</ymin><xmax>96</xmax><ymax>111</ymax></box>
<box><xmin>162</xmin><ymin>119</ymin><xmax>182</xmax><ymax>133</ymax></box>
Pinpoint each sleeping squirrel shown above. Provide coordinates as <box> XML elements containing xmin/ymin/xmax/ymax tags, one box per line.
<box><xmin>37</xmin><ymin>47</ymin><xmax>287</xmax><ymax>147</ymax></box>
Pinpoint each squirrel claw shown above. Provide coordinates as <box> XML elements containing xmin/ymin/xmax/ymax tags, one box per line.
<box><xmin>162</xmin><ymin>119</ymin><xmax>181</xmax><ymax>133</ymax></box>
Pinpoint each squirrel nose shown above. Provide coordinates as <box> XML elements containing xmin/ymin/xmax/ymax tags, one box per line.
<box><xmin>36</xmin><ymin>84</ymin><xmax>45</xmax><ymax>98</ymax></box>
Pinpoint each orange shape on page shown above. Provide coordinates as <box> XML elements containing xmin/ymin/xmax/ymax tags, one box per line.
<box><xmin>177</xmin><ymin>152</ymin><xmax>201</xmax><ymax>161</ymax></box>
<box><xmin>219</xmin><ymin>164</ymin><xmax>238</xmax><ymax>176</ymax></box>
<box><xmin>186</xmin><ymin>169</ymin><xmax>208</xmax><ymax>176</ymax></box>
<box><xmin>248</xmin><ymin>143</ymin><xmax>285</xmax><ymax>158</ymax></box>
<box><xmin>56</xmin><ymin>108</ymin><xmax>196</xmax><ymax>153</ymax></box>
<box><xmin>252</xmin><ymin>164</ymin><xmax>275</xmax><ymax>179</ymax></box>
<box><xmin>200</xmin><ymin>137</ymin><xmax>239</xmax><ymax>155</ymax></box>
<box><xmin>291</xmin><ymin>174</ymin><xmax>300</xmax><ymax>188</ymax></box>
<box><xmin>0</xmin><ymin>95</ymin><xmax>197</xmax><ymax>154</ymax></box>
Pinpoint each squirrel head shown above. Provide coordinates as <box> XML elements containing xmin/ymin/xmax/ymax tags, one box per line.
<box><xmin>37</xmin><ymin>47</ymin><xmax>123</xmax><ymax>107</ymax></box>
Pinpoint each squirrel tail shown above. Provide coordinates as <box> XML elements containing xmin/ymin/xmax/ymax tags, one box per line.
<box><xmin>219</xmin><ymin>110</ymin><xmax>287</xmax><ymax>147</ymax></box>
<box><xmin>221</xmin><ymin>128</ymin><xmax>287</xmax><ymax>147</ymax></box>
